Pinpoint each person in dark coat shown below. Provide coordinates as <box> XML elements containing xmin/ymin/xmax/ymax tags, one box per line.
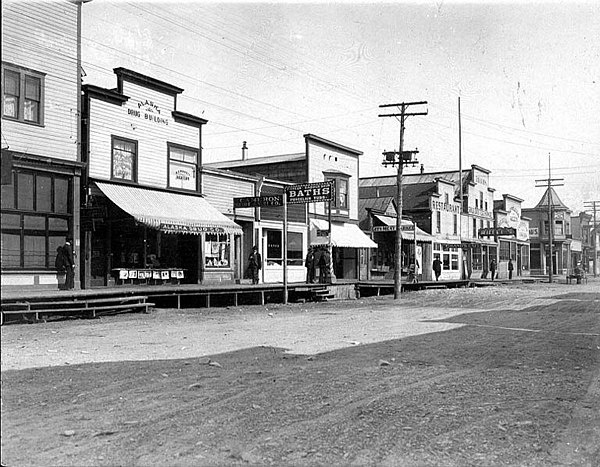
<box><xmin>490</xmin><ymin>259</ymin><xmax>497</xmax><ymax>281</ymax></box>
<box><xmin>508</xmin><ymin>259</ymin><xmax>514</xmax><ymax>279</ymax></box>
<box><xmin>247</xmin><ymin>246</ymin><xmax>262</xmax><ymax>285</ymax></box>
<box><xmin>318</xmin><ymin>251</ymin><xmax>329</xmax><ymax>284</ymax></box>
<box><xmin>432</xmin><ymin>257</ymin><xmax>442</xmax><ymax>281</ymax></box>
<box><xmin>305</xmin><ymin>249</ymin><xmax>316</xmax><ymax>284</ymax></box>
<box><xmin>55</xmin><ymin>246</ymin><xmax>66</xmax><ymax>290</ymax></box>
<box><xmin>63</xmin><ymin>239</ymin><xmax>75</xmax><ymax>290</ymax></box>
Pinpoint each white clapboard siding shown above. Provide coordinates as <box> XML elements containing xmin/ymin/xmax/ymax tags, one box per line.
<box><xmin>307</xmin><ymin>142</ymin><xmax>360</xmax><ymax>220</ymax></box>
<box><xmin>202</xmin><ymin>172</ymin><xmax>255</xmax><ymax>217</ymax></box>
<box><xmin>88</xmin><ymin>83</ymin><xmax>200</xmax><ymax>189</ymax></box>
<box><xmin>1</xmin><ymin>0</ymin><xmax>79</xmax><ymax>161</ymax></box>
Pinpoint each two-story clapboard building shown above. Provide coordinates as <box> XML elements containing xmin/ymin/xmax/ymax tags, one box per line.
<box><xmin>81</xmin><ymin>68</ymin><xmax>242</xmax><ymax>287</ymax></box>
<box><xmin>1</xmin><ymin>0</ymin><xmax>84</xmax><ymax>290</ymax></box>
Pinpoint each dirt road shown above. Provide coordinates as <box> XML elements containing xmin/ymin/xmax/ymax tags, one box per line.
<box><xmin>1</xmin><ymin>282</ymin><xmax>599</xmax><ymax>466</ymax></box>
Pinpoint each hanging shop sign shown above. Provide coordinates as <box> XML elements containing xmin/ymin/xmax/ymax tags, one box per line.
<box><xmin>479</xmin><ymin>227</ymin><xmax>516</xmax><ymax>237</ymax></box>
<box><xmin>233</xmin><ymin>195</ymin><xmax>284</xmax><ymax>209</ymax></box>
<box><xmin>316</xmin><ymin>229</ymin><xmax>330</xmax><ymax>237</ymax></box>
<box><xmin>160</xmin><ymin>223</ymin><xmax>224</xmax><ymax>234</ymax></box>
<box><xmin>285</xmin><ymin>181</ymin><xmax>333</xmax><ymax>204</ymax></box>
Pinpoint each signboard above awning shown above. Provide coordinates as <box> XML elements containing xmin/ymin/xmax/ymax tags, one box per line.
<box><xmin>310</xmin><ymin>219</ymin><xmax>377</xmax><ymax>248</ymax></box>
<box><xmin>372</xmin><ymin>214</ymin><xmax>433</xmax><ymax>242</ymax></box>
<box><xmin>95</xmin><ymin>181</ymin><xmax>242</xmax><ymax>235</ymax></box>
<box><xmin>286</xmin><ymin>181</ymin><xmax>333</xmax><ymax>204</ymax></box>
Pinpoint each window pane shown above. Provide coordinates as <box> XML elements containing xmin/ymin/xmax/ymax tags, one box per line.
<box><xmin>168</xmin><ymin>160</ymin><xmax>196</xmax><ymax>190</ymax></box>
<box><xmin>3</xmin><ymin>95</ymin><xmax>18</xmax><ymax>118</ymax></box>
<box><xmin>1</xmin><ymin>213</ymin><xmax>20</xmax><ymax>229</ymax></box>
<box><xmin>48</xmin><ymin>217</ymin><xmax>68</xmax><ymax>232</ymax></box>
<box><xmin>4</xmin><ymin>70</ymin><xmax>19</xmax><ymax>95</ymax></box>
<box><xmin>204</xmin><ymin>233</ymin><xmax>230</xmax><ymax>268</ymax></box>
<box><xmin>24</xmin><ymin>76</ymin><xmax>40</xmax><ymax>100</ymax></box>
<box><xmin>112</xmin><ymin>140</ymin><xmax>136</xmax><ymax>181</ymax></box>
<box><xmin>266</xmin><ymin>230</ymin><xmax>282</xmax><ymax>263</ymax></box>
<box><xmin>54</xmin><ymin>177</ymin><xmax>69</xmax><ymax>213</ymax></box>
<box><xmin>24</xmin><ymin>235</ymin><xmax>46</xmax><ymax>268</ymax></box>
<box><xmin>287</xmin><ymin>232</ymin><xmax>303</xmax><ymax>266</ymax></box>
<box><xmin>49</xmin><ymin>235</ymin><xmax>66</xmax><ymax>267</ymax></box>
<box><xmin>17</xmin><ymin>173</ymin><xmax>34</xmax><ymax>210</ymax></box>
<box><xmin>338</xmin><ymin>179</ymin><xmax>348</xmax><ymax>208</ymax></box>
<box><xmin>1</xmin><ymin>233</ymin><xmax>21</xmax><ymax>267</ymax></box>
<box><xmin>1</xmin><ymin>183</ymin><xmax>15</xmax><ymax>209</ymax></box>
<box><xmin>24</xmin><ymin>215</ymin><xmax>46</xmax><ymax>230</ymax></box>
<box><xmin>23</xmin><ymin>100</ymin><xmax>39</xmax><ymax>123</ymax></box>
<box><xmin>36</xmin><ymin>175</ymin><xmax>52</xmax><ymax>212</ymax></box>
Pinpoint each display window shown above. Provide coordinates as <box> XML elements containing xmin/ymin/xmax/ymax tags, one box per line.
<box><xmin>111</xmin><ymin>136</ymin><xmax>137</xmax><ymax>182</ymax></box>
<box><xmin>204</xmin><ymin>233</ymin><xmax>230</xmax><ymax>268</ymax></box>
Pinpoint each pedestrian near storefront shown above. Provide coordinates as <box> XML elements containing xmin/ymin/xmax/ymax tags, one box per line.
<box><xmin>490</xmin><ymin>259</ymin><xmax>497</xmax><ymax>281</ymax></box>
<box><xmin>54</xmin><ymin>246</ymin><xmax>66</xmax><ymax>290</ymax></box>
<box><xmin>247</xmin><ymin>246</ymin><xmax>262</xmax><ymax>285</ymax></box>
<box><xmin>508</xmin><ymin>259</ymin><xmax>514</xmax><ymax>280</ymax></box>
<box><xmin>305</xmin><ymin>248</ymin><xmax>316</xmax><ymax>284</ymax></box>
<box><xmin>318</xmin><ymin>251</ymin><xmax>329</xmax><ymax>284</ymax></box>
<box><xmin>432</xmin><ymin>257</ymin><xmax>442</xmax><ymax>281</ymax></box>
<box><xmin>63</xmin><ymin>239</ymin><xmax>75</xmax><ymax>290</ymax></box>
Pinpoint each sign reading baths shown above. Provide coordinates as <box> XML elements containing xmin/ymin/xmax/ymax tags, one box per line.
<box><xmin>285</xmin><ymin>181</ymin><xmax>333</xmax><ymax>204</ymax></box>
<box><xmin>128</xmin><ymin>100</ymin><xmax>169</xmax><ymax>125</ymax></box>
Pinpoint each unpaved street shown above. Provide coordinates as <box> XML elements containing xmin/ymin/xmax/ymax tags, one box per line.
<box><xmin>1</xmin><ymin>283</ymin><xmax>599</xmax><ymax>466</ymax></box>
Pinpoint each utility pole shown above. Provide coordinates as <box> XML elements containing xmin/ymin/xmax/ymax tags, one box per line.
<box><xmin>379</xmin><ymin>101</ymin><xmax>427</xmax><ymax>299</ymax></box>
<box><xmin>535</xmin><ymin>154</ymin><xmax>563</xmax><ymax>284</ymax></box>
<box><xmin>583</xmin><ymin>200</ymin><xmax>600</xmax><ymax>277</ymax></box>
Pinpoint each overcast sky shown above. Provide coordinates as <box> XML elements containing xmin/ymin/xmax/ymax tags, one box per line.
<box><xmin>82</xmin><ymin>0</ymin><xmax>600</xmax><ymax>214</ymax></box>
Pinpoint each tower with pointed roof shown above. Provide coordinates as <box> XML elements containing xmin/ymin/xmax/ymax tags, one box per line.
<box><xmin>522</xmin><ymin>187</ymin><xmax>572</xmax><ymax>276</ymax></box>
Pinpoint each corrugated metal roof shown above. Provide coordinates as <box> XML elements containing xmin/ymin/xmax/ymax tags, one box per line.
<box><xmin>206</xmin><ymin>153</ymin><xmax>305</xmax><ymax>169</ymax></box>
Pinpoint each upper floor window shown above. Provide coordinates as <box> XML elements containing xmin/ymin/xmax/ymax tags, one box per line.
<box><xmin>325</xmin><ymin>174</ymin><xmax>350</xmax><ymax>212</ymax></box>
<box><xmin>168</xmin><ymin>143</ymin><xmax>198</xmax><ymax>191</ymax></box>
<box><xmin>445</xmin><ymin>193</ymin><xmax>449</xmax><ymax>204</ymax></box>
<box><xmin>2</xmin><ymin>64</ymin><xmax>44</xmax><ymax>125</ymax></box>
<box><xmin>436</xmin><ymin>211</ymin><xmax>441</xmax><ymax>233</ymax></box>
<box><xmin>111</xmin><ymin>136</ymin><xmax>137</xmax><ymax>182</ymax></box>
<box><xmin>453</xmin><ymin>214</ymin><xmax>458</xmax><ymax>235</ymax></box>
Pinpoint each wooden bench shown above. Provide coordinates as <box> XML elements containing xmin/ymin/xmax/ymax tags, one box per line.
<box><xmin>566</xmin><ymin>274</ymin><xmax>588</xmax><ymax>285</ymax></box>
<box><xmin>1</xmin><ymin>296</ymin><xmax>154</xmax><ymax>325</ymax></box>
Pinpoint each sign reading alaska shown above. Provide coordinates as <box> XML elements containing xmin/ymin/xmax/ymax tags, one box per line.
<box><xmin>127</xmin><ymin>99</ymin><xmax>169</xmax><ymax>126</ymax></box>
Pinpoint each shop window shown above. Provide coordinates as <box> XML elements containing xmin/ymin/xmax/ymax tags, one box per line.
<box><xmin>111</xmin><ymin>136</ymin><xmax>137</xmax><ymax>182</ymax></box>
<box><xmin>0</xmin><ymin>170</ymin><xmax>72</xmax><ymax>270</ymax></box>
<box><xmin>287</xmin><ymin>232</ymin><xmax>303</xmax><ymax>266</ymax></box>
<box><xmin>266</xmin><ymin>229</ymin><xmax>283</xmax><ymax>265</ymax></box>
<box><xmin>204</xmin><ymin>233</ymin><xmax>230</xmax><ymax>268</ymax></box>
<box><xmin>2</xmin><ymin>64</ymin><xmax>44</xmax><ymax>125</ymax></box>
<box><xmin>168</xmin><ymin>143</ymin><xmax>198</xmax><ymax>191</ymax></box>
<box><xmin>499</xmin><ymin>240</ymin><xmax>510</xmax><ymax>261</ymax></box>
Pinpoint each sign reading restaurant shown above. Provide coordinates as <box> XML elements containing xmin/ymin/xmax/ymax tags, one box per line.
<box><xmin>285</xmin><ymin>181</ymin><xmax>333</xmax><ymax>204</ymax></box>
<box><xmin>430</xmin><ymin>199</ymin><xmax>460</xmax><ymax>213</ymax></box>
<box><xmin>127</xmin><ymin>99</ymin><xmax>170</xmax><ymax>125</ymax></box>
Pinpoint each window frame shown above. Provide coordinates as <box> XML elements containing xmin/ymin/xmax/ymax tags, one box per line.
<box><xmin>325</xmin><ymin>174</ymin><xmax>350</xmax><ymax>214</ymax></box>
<box><xmin>2</xmin><ymin>63</ymin><xmax>45</xmax><ymax>125</ymax></box>
<box><xmin>111</xmin><ymin>135</ymin><xmax>138</xmax><ymax>183</ymax></box>
<box><xmin>167</xmin><ymin>142</ymin><xmax>199</xmax><ymax>192</ymax></box>
<box><xmin>204</xmin><ymin>233</ymin><xmax>231</xmax><ymax>269</ymax></box>
<box><xmin>1</xmin><ymin>169</ymin><xmax>72</xmax><ymax>270</ymax></box>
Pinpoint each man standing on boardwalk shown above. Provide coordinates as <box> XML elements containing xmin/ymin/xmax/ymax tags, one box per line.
<box><xmin>432</xmin><ymin>257</ymin><xmax>442</xmax><ymax>282</ymax></box>
<box><xmin>63</xmin><ymin>239</ymin><xmax>75</xmax><ymax>290</ymax></box>
<box><xmin>248</xmin><ymin>246</ymin><xmax>262</xmax><ymax>285</ymax></box>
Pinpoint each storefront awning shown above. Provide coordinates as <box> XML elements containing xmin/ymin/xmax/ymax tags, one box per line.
<box><xmin>372</xmin><ymin>214</ymin><xmax>433</xmax><ymax>242</ymax></box>
<box><xmin>95</xmin><ymin>182</ymin><xmax>242</xmax><ymax>235</ymax></box>
<box><xmin>310</xmin><ymin>219</ymin><xmax>377</xmax><ymax>249</ymax></box>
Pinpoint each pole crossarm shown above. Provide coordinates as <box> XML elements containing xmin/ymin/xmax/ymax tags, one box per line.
<box><xmin>378</xmin><ymin>112</ymin><xmax>428</xmax><ymax>118</ymax></box>
<box><xmin>379</xmin><ymin>101</ymin><xmax>427</xmax><ymax>108</ymax></box>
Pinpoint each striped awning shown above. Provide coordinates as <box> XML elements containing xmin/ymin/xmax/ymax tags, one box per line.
<box><xmin>95</xmin><ymin>182</ymin><xmax>242</xmax><ymax>235</ymax></box>
<box><xmin>310</xmin><ymin>219</ymin><xmax>377</xmax><ymax>249</ymax></box>
<box><xmin>372</xmin><ymin>214</ymin><xmax>433</xmax><ymax>242</ymax></box>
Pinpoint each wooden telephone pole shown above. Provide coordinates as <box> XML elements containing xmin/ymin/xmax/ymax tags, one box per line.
<box><xmin>379</xmin><ymin>101</ymin><xmax>427</xmax><ymax>299</ymax></box>
<box><xmin>583</xmin><ymin>200</ymin><xmax>600</xmax><ymax>277</ymax></box>
<box><xmin>535</xmin><ymin>154</ymin><xmax>563</xmax><ymax>283</ymax></box>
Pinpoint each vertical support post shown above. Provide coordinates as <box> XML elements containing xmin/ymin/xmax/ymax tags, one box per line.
<box><xmin>283</xmin><ymin>191</ymin><xmax>288</xmax><ymax>304</ymax></box>
<box><xmin>328</xmin><ymin>196</ymin><xmax>333</xmax><ymax>282</ymax></box>
<box><xmin>394</xmin><ymin>105</ymin><xmax>406</xmax><ymax>299</ymax></box>
<box><xmin>547</xmin><ymin>156</ymin><xmax>554</xmax><ymax>284</ymax></box>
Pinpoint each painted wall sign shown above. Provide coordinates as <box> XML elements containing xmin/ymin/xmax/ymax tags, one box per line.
<box><xmin>316</xmin><ymin>229</ymin><xmax>330</xmax><ymax>237</ymax></box>
<box><xmin>529</xmin><ymin>227</ymin><xmax>539</xmax><ymax>236</ymax></box>
<box><xmin>160</xmin><ymin>223</ymin><xmax>224</xmax><ymax>234</ymax></box>
<box><xmin>127</xmin><ymin>99</ymin><xmax>169</xmax><ymax>125</ymax></box>
<box><xmin>430</xmin><ymin>199</ymin><xmax>460</xmax><ymax>213</ymax></box>
<box><xmin>168</xmin><ymin>161</ymin><xmax>196</xmax><ymax>191</ymax></box>
<box><xmin>468</xmin><ymin>206</ymin><xmax>493</xmax><ymax>218</ymax></box>
<box><xmin>479</xmin><ymin>227</ymin><xmax>516</xmax><ymax>237</ymax></box>
<box><xmin>286</xmin><ymin>180</ymin><xmax>333</xmax><ymax>204</ymax></box>
<box><xmin>233</xmin><ymin>195</ymin><xmax>284</xmax><ymax>208</ymax></box>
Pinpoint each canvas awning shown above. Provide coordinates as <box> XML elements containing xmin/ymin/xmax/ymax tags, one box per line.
<box><xmin>310</xmin><ymin>219</ymin><xmax>377</xmax><ymax>248</ymax></box>
<box><xmin>372</xmin><ymin>214</ymin><xmax>433</xmax><ymax>242</ymax></box>
<box><xmin>95</xmin><ymin>182</ymin><xmax>242</xmax><ymax>235</ymax></box>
